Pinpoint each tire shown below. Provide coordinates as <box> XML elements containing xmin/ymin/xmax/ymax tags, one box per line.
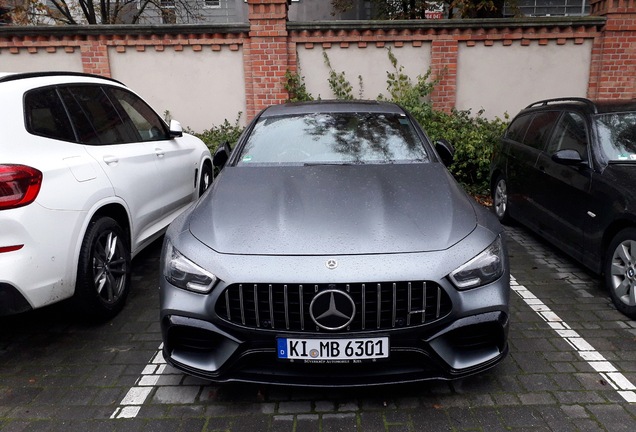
<box><xmin>199</xmin><ymin>163</ymin><xmax>213</xmax><ymax>197</ymax></box>
<box><xmin>492</xmin><ymin>176</ymin><xmax>512</xmax><ymax>224</ymax></box>
<box><xmin>604</xmin><ymin>228</ymin><xmax>636</xmax><ymax>319</ymax></box>
<box><xmin>75</xmin><ymin>217</ymin><xmax>131</xmax><ymax>320</ymax></box>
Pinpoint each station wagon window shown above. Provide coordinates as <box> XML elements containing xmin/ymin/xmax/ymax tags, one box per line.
<box><xmin>523</xmin><ymin>111</ymin><xmax>560</xmax><ymax>150</ymax></box>
<box><xmin>505</xmin><ymin>113</ymin><xmax>533</xmax><ymax>143</ymax></box>
<box><xmin>547</xmin><ymin>112</ymin><xmax>588</xmax><ymax>158</ymax></box>
<box><xmin>596</xmin><ymin>111</ymin><xmax>636</xmax><ymax>162</ymax></box>
<box><xmin>24</xmin><ymin>88</ymin><xmax>75</xmax><ymax>142</ymax></box>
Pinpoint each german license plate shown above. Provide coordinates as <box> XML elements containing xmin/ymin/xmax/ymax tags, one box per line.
<box><xmin>277</xmin><ymin>337</ymin><xmax>389</xmax><ymax>362</ymax></box>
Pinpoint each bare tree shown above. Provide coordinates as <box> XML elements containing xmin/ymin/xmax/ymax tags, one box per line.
<box><xmin>8</xmin><ymin>0</ymin><xmax>207</xmax><ymax>25</ymax></box>
<box><xmin>331</xmin><ymin>0</ymin><xmax>507</xmax><ymax>19</ymax></box>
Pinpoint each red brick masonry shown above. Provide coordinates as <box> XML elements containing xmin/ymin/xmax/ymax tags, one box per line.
<box><xmin>0</xmin><ymin>0</ymin><xmax>633</xmax><ymax>119</ymax></box>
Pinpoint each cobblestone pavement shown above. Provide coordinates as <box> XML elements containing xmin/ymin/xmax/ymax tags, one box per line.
<box><xmin>1</xmin><ymin>225</ymin><xmax>635</xmax><ymax>431</ymax></box>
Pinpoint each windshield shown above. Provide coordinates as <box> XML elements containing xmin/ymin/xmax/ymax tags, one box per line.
<box><xmin>596</xmin><ymin>111</ymin><xmax>636</xmax><ymax>162</ymax></box>
<box><xmin>236</xmin><ymin>112</ymin><xmax>429</xmax><ymax>166</ymax></box>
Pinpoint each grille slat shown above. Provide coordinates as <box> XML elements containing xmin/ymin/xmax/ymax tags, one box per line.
<box><xmin>299</xmin><ymin>285</ymin><xmax>304</xmax><ymax>331</ymax></box>
<box><xmin>361</xmin><ymin>283</ymin><xmax>366</xmax><ymax>331</ymax></box>
<box><xmin>217</xmin><ymin>281</ymin><xmax>452</xmax><ymax>332</ymax></box>
<box><xmin>376</xmin><ymin>283</ymin><xmax>381</xmax><ymax>329</ymax></box>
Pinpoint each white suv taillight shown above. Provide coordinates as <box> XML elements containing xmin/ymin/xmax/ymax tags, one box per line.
<box><xmin>0</xmin><ymin>164</ymin><xmax>43</xmax><ymax>210</ymax></box>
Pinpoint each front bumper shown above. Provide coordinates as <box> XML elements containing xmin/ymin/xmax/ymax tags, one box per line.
<box><xmin>160</xmin><ymin>282</ymin><xmax>509</xmax><ymax>386</ymax></box>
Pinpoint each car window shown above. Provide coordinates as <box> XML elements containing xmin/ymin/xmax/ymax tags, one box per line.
<box><xmin>24</xmin><ymin>88</ymin><xmax>75</xmax><ymax>142</ymax></box>
<box><xmin>59</xmin><ymin>85</ymin><xmax>137</xmax><ymax>145</ymax></box>
<box><xmin>237</xmin><ymin>112</ymin><xmax>429</xmax><ymax>165</ymax></box>
<box><xmin>547</xmin><ymin>112</ymin><xmax>588</xmax><ymax>158</ymax></box>
<box><xmin>596</xmin><ymin>111</ymin><xmax>636</xmax><ymax>162</ymax></box>
<box><xmin>523</xmin><ymin>111</ymin><xmax>560</xmax><ymax>150</ymax></box>
<box><xmin>107</xmin><ymin>87</ymin><xmax>169</xmax><ymax>141</ymax></box>
<box><xmin>505</xmin><ymin>113</ymin><xmax>533</xmax><ymax>143</ymax></box>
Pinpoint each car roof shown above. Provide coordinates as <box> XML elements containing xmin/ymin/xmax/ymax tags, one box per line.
<box><xmin>0</xmin><ymin>71</ymin><xmax>123</xmax><ymax>86</ymax></box>
<box><xmin>259</xmin><ymin>100</ymin><xmax>406</xmax><ymax>118</ymax></box>
<box><xmin>522</xmin><ymin>97</ymin><xmax>636</xmax><ymax>116</ymax></box>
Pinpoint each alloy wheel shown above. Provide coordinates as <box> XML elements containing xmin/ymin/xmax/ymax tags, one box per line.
<box><xmin>92</xmin><ymin>230</ymin><xmax>128</xmax><ymax>304</ymax></box>
<box><xmin>494</xmin><ymin>179</ymin><xmax>508</xmax><ymax>220</ymax></box>
<box><xmin>609</xmin><ymin>240</ymin><xmax>636</xmax><ymax>307</ymax></box>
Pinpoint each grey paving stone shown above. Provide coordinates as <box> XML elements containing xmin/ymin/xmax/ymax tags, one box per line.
<box><xmin>277</xmin><ymin>400</ymin><xmax>311</xmax><ymax>414</ymax></box>
<box><xmin>446</xmin><ymin>406</ymin><xmax>480</xmax><ymax>429</ymax></box>
<box><xmin>358</xmin><ymin>411</ymin><xmax>385</xmax><ymax>431</ymax></box>
<box><xmin>409</xmin><ymin>406</ymin><xmax>452</xmax><ymax>431</ymax></box>
<box><xmin>518</xmin><ymin>392</ymin><xmax>557</xmax><ymax>405</ymax></box>
<box><xmin>586</xmin><ymin>404</ymin><xmax>636</xmax><ymax>432</ymax></box>
<box><xmin>271</xmin><ymin>418</ymin><xmax>295</xmax><ymax>432</ymax></box>
<box><xmin>560</xmin><ymin>404</ymin><xmax>589</xmax><ymax>419</ymax></box>
<box><xmin>315</xmin><ymin>400</ymin><xmax>336</xmax><ymax>412</ymax></box>
<box><xmin>167</xmin><ymin>404</ymin><xmax>205</xmax><ymax>418</ymax></box>
<box><xmin>204</xmin><ymin>416</ymin><xmax>233</xmax><ymax>431</ymax></box>
<box><xmin>136</xmin><ymin>404</ymin><xmax>169</xmax><ymax>419</ymax></box>
<box><xmin>152</xmin><ymin>385</ymin><xmax>199</xmax><ymax>404</ymax></box>
<box><xmin>322</xmin><ymin>413</ymin><xmax>357</xmax><ymax>432</ymax></box>
<box><xmin>230</xmin><ymin>414</ymin><xmax>271</xmax><ymax>432</ymax></box>
<box><xmin>498</xmin><ymin>406</ymin><xmax>548</xmax><ymax>428</ymax></box>
<box><xmin>553</xmin><ymin>391</ymin><xmax>607</xmax><ymax>404</ymax></box>
<box><xmin>518</xmin><ymin>374</ymin><xmax>557</xmax><ymax>392</ymax></box>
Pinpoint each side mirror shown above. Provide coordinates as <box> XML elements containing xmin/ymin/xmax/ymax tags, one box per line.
<box><xmin>213</xmin><ymin>141</ymin><xmax>231</xmax><ymax>170</ymax></box>
<box><xmin>551</xmin><ymin>149</ymin><xmax>585</xmax><ymax>166</ymax></box>
<box><xmin>169</xmin><ymin>119</ymin><xmax>183</xmax><ymax>138</ymax></box>
<box><xmin>435</xmin><ymin>139</ymin><xmax>455</xmax><ymax>167</ymax></box>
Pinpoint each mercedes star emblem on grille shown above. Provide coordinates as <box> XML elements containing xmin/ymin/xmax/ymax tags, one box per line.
<box><xmin>325</xmin><ymin>259</ymin><xmax>338</xmax><ymax>269</ymax></box>
<box><xmin>309</xmin><ymin>289</ymin><xmax>355</xmax><ymax>330</ymax></box>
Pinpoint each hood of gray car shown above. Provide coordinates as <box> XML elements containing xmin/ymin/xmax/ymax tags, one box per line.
<box><xmin>189</xmin><ymin>164</ymin><xmax>477</xmax><ymax>255</ymax></box>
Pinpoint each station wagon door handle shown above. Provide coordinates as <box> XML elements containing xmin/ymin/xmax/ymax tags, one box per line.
<box><xmin>155</xmin><ymin>148</ymin><xmax>165</xmax><ymax>158</ymax></box>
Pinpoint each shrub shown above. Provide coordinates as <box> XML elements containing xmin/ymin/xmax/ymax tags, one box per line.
<box><xmin>376</xmin><ymin>48</ymin><xmax>508</xmax><ymax>195</ymax></box>
<box><xmin>421</xmin><ymin>108</ymin><xmax>508</xmax><ymax>195</ymax></box>
<box><xmin>190</xmin><ymin>114</ymin><xmax>244</xmax><ymax>155</ymax></box>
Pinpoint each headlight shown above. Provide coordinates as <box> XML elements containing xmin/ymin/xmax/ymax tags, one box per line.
<box><xmin>449</xmin><ymin>235</ymin><xmax>505</xmax><ymax>290</ymax></box>
<box><xmin>162</xmin><ymin>241</ymin><xmax>217</xmax><ymax>293</ymax></box>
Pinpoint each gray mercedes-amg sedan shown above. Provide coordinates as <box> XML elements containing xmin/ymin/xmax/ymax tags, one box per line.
<box><xmin>159</xmin><ymin>100</ymin><xmax>510</xmax><ymax>386</ymax></box>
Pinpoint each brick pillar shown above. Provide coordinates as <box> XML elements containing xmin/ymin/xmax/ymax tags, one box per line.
<box><xmin>80</xmin><ymin>37</ymin><xmax>111</xmax><ymax>77</ymax></box>
<box><xmin>245</xmin><ymin>0</ymin><xmax>290</xmax><ymax>120</ymax></box>
<box><xmin>429</xmin><ymin>37</ymin><xmax>458</xmax><ymax>113</ymax></box>
<box><xmin>588</xmin><ymin>0</ymin><xmax>636</xmax><ymax>100</ymax></box>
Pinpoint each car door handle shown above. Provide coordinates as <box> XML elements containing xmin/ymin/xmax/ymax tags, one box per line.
<box><xmin>103</xmin><ymin>156</ymin><xmax>119</xmax><ymax>165</ymax></box>
<box><xmin>155</xmin><ymin>148</ymin><xmax>165</xmax><ymax>158</ymax></box>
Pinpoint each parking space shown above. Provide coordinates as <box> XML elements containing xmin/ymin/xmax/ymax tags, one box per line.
<box><xmin>1</xmin><ymin>226</ymin><xmax>635</xmax><ymax>431</ymax></box>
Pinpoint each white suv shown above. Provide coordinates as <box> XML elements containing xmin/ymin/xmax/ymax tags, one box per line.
<box><xmin>0</xmin><ymin>72</ymin><xmax>212</xmax><ymax>319</ymax></box>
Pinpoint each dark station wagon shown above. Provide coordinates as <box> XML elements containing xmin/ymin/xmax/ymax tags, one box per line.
<box><xmin>491</xmin><ymin>97</ymin><xmax>636</xmax><ymax>319</ymax></box>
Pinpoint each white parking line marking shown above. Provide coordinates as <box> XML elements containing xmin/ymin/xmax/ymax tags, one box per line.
<box><xmin>510</xmin><ymin>275</ymin><xmax>636</xmax><ymax>404</ymax></box>
<box><xmin>110</xmin><ymin>345</ymin><xmax>167</xmax><ymax>419</ymax></box>
<box><xmin>111</xmin><ymin>275</ymin><xmax>635</xmax><ymax>419</ymax></box>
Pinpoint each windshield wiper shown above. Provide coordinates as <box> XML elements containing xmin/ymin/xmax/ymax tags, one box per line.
<box><xmin>303</xmin><ymin>161</ymin><xmax>364</xmax><ymax>166</ymax></box>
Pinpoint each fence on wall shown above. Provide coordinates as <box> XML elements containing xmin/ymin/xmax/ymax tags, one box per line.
<box><xmin>0</xmin><ymin>0</ymin><xmax>634</xmax><ymax>131</ymax></box>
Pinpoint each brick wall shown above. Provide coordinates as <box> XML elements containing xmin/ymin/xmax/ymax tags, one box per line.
<box><xmin>589</xmin><ymin>0</ymin><xmax>636</xmax><ymax>99</ymax></box>
<box><xmin>0</xmin><ymin>0</ymin><xmax>634</xmax><ymax>125</ymax></box>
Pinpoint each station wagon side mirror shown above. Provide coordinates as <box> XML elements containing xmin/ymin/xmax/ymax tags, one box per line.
<box><xmin>213</xmin><ymin>141</ymin><xmax>232</xmax><ymax>170</ymax></box>
<box><xmin>435</xmin><ymin>139</ymin><xmax>455</xmax><ymax>167</ymax></box>
<box><xmin>169</xmin><ymin>119</ymin><xmax>183</xmax><ymax>138</ymax></box>
<box><xmin>551</xmin><ymin>149</ymin><xmax>585</xmax><ymax>166</ymax></box>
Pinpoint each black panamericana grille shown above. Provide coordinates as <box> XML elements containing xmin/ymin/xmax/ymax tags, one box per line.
<box><xmin>215</xmin><ymin>281</ymin><xmax>452</xmax><ymax>332</ymax></box>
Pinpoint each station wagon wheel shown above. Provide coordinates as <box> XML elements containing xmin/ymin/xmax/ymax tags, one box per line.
<box><xmin>75</xmin><ymin>216</ymin><xmax>131</xmax><ymax>320</ymax></box>
<box><xmin>493</xmin><ymin>176</ymin><xmax>511</xmax><ymax>224</ymax></box>
<box><xmin>199</xmin><ymin>163</ymin><xmax>212</xmax><ymax>197</ymax></box>
<box><xmin>604</xmin><ymin>228</ymin><xmax>636</xmax><ymax>319</ymax></box>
